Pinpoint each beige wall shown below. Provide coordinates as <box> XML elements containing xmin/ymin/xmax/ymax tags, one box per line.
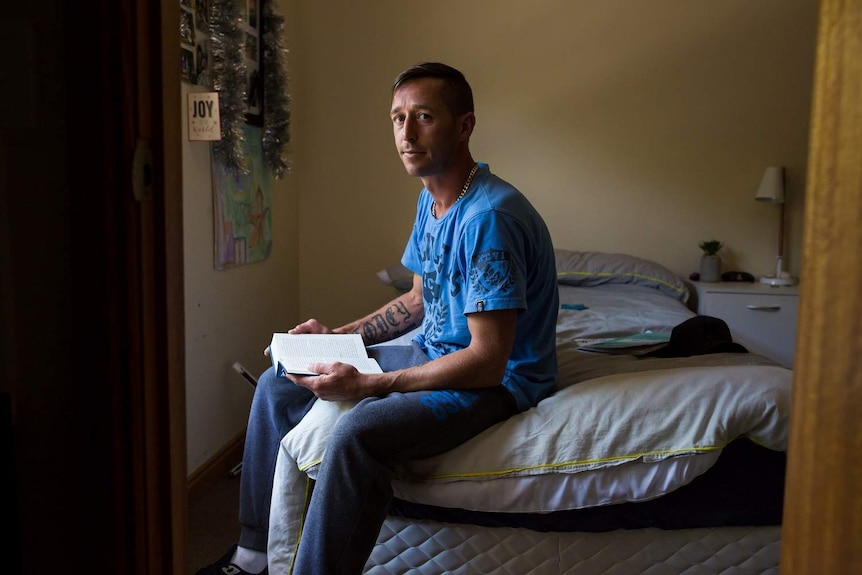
<box><xmin>292</xmin><ymin>0</ymin><xmax>817</xmax><ymax>325</ymax></box>
<box><xmin>184</xmin><ymin>0</ymin><xmax>818</xmax><ymax>474</ymax></box>
<box><xmin>183</xmin><ymin>1</ymin><xmax>302</xmax><ymax>473</ymax></box>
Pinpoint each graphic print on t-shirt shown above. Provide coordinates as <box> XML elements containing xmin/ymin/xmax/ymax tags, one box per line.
<box><xmin>470</xmin><ymin>249</ymin><xmax>516</xmax><ymax>295</ymax></box>
<box><xmin>419</xmin><ymin>232</ymin><xmax>454</xmax><ymax>344</ymax></box>
<box><xmin>420</xmin><ymin>389</ymin><xmax>479</xmax><ymax>421</ymax></box>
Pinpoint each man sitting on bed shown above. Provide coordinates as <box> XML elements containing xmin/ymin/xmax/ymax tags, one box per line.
<box><xmin>196</xmin><ymin>62</ymin><xmax>559</xmax><ymax>575</ymax></box>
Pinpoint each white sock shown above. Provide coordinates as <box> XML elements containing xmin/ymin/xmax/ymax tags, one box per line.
<box><xmin>231</xmin><ymin>545</ymin><xmax>268</xmax><ymax>574</ymax></box>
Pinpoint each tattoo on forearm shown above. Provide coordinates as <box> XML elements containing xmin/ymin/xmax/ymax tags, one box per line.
<box><xmin>361</xmin><ymin>322</ymin><xmax>379</xmax><ymax>342</ymax></box>
<box><xmin>384</xmin><ymin>302</ymin><xmax>408</xmax><ymax>326</ymax></box>
<box><xmin>360</xmin><ymin>301</ymin><xmax>414</xmax><ymax>343</ymax></box>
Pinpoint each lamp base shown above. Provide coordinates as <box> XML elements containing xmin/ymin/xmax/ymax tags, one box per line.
<box><xmin>760</xmin><ymin>275</ymin><xmax>798</xmax><ymax>287</ymax></box>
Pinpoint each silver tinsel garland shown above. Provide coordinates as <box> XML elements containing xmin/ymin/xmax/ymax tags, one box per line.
<box><xmin>209</xmin><ymin>0</ymin><xmax>248</xmax><ymax>173</ymax></box>
<box><xmin>261</xmin><ymin>0</ymin><xmax>291</xmax><ymax>178</ymax></box>
<box><xmin>207</xmin><ymin>0</ymin><xmax>291</xmax><ymax>177</ymax></box>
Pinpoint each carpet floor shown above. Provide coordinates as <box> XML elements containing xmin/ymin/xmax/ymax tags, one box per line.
<box><xmin>188</xmin><ymin>471</ymin><xmax>242</xmax><ymax>574</ymax></box>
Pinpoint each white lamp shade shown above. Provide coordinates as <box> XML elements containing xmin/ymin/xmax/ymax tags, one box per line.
<box><xmin>756</xmin><ymin>166</ymin><xmax>785</xmax><ymax>203</ymax></box>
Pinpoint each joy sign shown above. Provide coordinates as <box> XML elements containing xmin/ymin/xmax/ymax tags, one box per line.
<box><xmin>188</xmin><ymin>92</ymin><xmax>222</xmax><ymax>141</ymax></box>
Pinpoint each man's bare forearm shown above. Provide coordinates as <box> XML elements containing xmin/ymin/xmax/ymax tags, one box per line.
<box><xmin>335</xmin><ymin>290</ymin><xmax>424</xmax><ymax>345</ymax></box>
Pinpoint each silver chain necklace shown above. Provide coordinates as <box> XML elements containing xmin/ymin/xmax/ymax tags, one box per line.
<box><xmin>431</xmin><ymin>163</ymin><xmax>479</xmax><ymax>218</ymax></box>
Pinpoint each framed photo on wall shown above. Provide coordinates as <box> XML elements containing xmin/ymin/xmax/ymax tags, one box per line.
<box><xmin>179</xmin><ymin>0</ymin><xmax>212</xmax><ymax>88</ymax></box>
<box><xmin>244</xmin><ymin>0</ymin><xmax>263</xmax><ymax>126</ymax></box>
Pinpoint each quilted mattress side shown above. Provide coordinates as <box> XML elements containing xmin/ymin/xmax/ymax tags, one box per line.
<box><xmin>365</xmin><ymin>517</ymin><xmax>781</xmax><ymax>575</ymax></box>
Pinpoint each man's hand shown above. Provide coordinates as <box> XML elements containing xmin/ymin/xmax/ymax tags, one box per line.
<box><xmin>287</xmin><ymin>362</ymin><xmax>373</xmax><ymax>401</ymax></box>
<box><xmin>289</xmin><ymin>319</ymin><xmax>332</xmax><ymax>335</ymax></box>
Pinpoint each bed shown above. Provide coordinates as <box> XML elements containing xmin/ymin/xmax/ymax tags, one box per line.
<box><xmin>267</xmin><ymin>250</ymin><xmax>791</xmax><ymax>574</ymax></box>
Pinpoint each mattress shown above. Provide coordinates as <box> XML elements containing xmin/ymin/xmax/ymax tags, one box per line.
<box><xmin>368</xmin><ymin>437</ymin><xmax>786</xmax><ymax>574</ymax></box>
<box><xmin>366</xmin><ymin>520</ymin><xmax>781</xmax><ymax>574</ymax></box>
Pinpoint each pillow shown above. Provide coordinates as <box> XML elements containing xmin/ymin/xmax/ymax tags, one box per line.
<box><xmin>377</xmin><ymin>263</ymin><xmax>413</xmax><ymax>294</ymax></box>
<box><xmin>555</xmin><ymin>249</ymin><xmax>689</xmax><ymax>303</ymax></box>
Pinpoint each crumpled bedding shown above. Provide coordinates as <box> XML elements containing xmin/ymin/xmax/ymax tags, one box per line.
<box><xmin>266</xmin><ymin>279</ymin><xmax>793</xmax><ymax>574</ymax></box>
<box><xmin>281</xmin><ymin>359</ymin><xmax>789</xmax><ymax>483</ymax></box>
<box><xmin>281</xmin><ymin>284</ymin><xmax>789</xmax><ymax>483</ymax></box>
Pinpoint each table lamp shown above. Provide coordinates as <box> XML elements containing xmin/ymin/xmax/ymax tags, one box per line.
<box><xmin>755</xmin><ymin>166</ymin><xmax>797</xmax><ymax>286</ymax></box>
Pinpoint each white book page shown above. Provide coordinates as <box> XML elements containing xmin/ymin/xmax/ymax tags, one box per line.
<box><xmin>270</xmin><ymin>333</ymin><xmax>383</xmax><ymax>375</ymax></box>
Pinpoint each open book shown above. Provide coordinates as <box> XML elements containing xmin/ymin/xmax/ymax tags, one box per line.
<box><xmin>575</xmin><ymin>332</ymin><xmax>671</xmax><ymax>355</ymax></box>
<box><xmin>269</xmin><ymin>333</ymin><xmax>383</xmax><ymax>376</ymax></box>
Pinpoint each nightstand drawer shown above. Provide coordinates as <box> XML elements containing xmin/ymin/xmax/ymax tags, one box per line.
<box><xmin>696</xmin><ymin>285</ymin><xmax>798</xmax><ymax>368</ymax></box>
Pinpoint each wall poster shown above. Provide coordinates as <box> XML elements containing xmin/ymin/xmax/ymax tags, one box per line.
<box><xmin>212</xmin><ymin>124</ymin><xmax>272</xmax><ymax>270</ymax></box>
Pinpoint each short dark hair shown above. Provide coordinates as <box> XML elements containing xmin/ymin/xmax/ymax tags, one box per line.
<box><xmin>392</xmin><ymin>62</ymin><xmax>474</xmax><ymax>116</ymax></box>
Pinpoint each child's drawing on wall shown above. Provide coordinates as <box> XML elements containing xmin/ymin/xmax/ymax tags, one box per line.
<box><xmin>211</xmin><ymin>124</ymin><xmax>272</xmax><ymax>270</ymax></box>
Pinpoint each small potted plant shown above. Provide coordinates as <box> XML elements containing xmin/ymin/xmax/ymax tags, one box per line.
<box><xmin>698</xmin><ymin>240</ymin><xmax>723</xmax><ymax>282</ymax></box>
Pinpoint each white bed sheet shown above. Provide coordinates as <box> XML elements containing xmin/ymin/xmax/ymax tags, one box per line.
<box><xmin>389</xmin><ymin>450</ymin><xmax>721</xmax><ymax>513</ymax></box>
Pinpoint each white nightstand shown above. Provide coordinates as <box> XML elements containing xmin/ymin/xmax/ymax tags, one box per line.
<box><xmin>693</xmin><ymin>282</ymin><xmax>799</xmax><ymax>368</ymax></box>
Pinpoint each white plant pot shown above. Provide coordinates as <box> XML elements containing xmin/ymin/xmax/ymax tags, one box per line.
<box><xmin>700</xmin><ymin>255</ymin><xmax>722</xmax><ymax>282</ymax></box>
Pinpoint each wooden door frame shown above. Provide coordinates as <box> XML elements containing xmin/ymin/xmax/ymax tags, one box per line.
<box><xmin>123</xmin><ymin>0</ymin><xmax>187</xmax><ymax>572</ymax></box>
<box><xmin>780</xmin><ymin>1</ymin><xmax>862</xmax><ymax>573</ymax></box>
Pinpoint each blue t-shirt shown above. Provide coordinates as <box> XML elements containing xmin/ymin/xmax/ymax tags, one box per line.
<box><xmin>401</xmin><ymin>163</ymin><xmax>559</xmax><ymax>411</ymax></box>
